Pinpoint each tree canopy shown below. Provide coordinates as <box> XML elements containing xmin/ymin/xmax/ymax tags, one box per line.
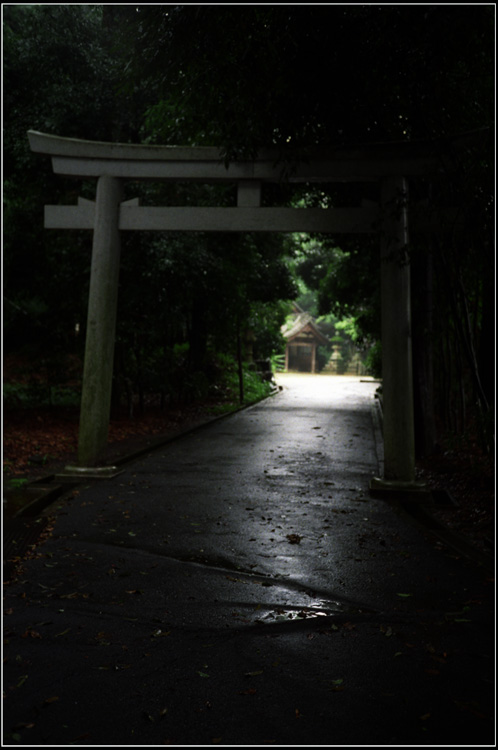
<box><xmin>129</xmin><ymin>5</ymin><xmax>493</xmax><ymax>155</ymax></box>
<box><xmin>3</xmin><ymin>3</ymin><xmax>494</xmax><ymax>448</ymax></box>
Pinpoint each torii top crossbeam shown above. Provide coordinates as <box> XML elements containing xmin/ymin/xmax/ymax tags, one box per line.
<box><xmin>27</xmin><ymin>130</ymin><xmax>455</xmax><ymax>234</ymax></box>
<box><xmin>28</xmin><ymin>129</ymin><xmax>444</xmax><ymax>181</ymax></box>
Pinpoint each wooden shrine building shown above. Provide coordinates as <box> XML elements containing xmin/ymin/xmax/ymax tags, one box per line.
<box><xmin>283</xmin><ymin>304</ymin><xmax>330</xmax><ymax>373</ymax></box>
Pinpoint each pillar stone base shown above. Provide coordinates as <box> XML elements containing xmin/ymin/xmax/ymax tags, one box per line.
<box><xmin>57</xmin><ymin>465</ymin><xmax>123</xmax><ymax>480</ymax></box>
<box><xmin>369</xmin><ymin>476</ymin><xmax>430</xmax><ymax>500</ymax></box>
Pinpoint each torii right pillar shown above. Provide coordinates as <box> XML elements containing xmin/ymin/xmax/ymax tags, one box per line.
<box><xmin>370</xmin><ymin>176</ymin><xmax>427</xmax><ymax>497</ymax></box>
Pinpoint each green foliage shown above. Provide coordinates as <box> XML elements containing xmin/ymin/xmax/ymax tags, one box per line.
<box><xmin>364</xmin><ymin>342</ymin><xmax>382</xmax><ymax>379</ymax></box>
<box><xmin>3</xmin><ymin>5</ymin><xmax>116</xmax><ymax>361</ymax></box>
<box><xmin>241</xmin><ymin>369</ymin><xmax>275</xmax><ymax>403</ymax></box>
<box><xmin>3</xmin><ymin>6</ymin><xmax>297</xmax><ymax>410</ymax></box>
<box><xmin>111</xmin><ymin>225</ymin><xmax>295</xmax><ymax>408</ymax></box>
<box><xmin>126</xmin><ymin>3</ymin><xmax>493</xmax><ymax>444</ymax></box>
<box><xmin>194</xmin><ymin>355</ymin><xmax>275</xmax><ymax>415</ymax></box>
<box><xmin>221</xmin><ymin>361</ymin><xmax>274</xmax><ymax>406</ymax></box>
<box><xmin>3</xmin><ymin>4</ymin><xmax>493</xmax><ymax>451</ymax></box>
<box><xmin>129</xmin><ymin>5</ymin><xmax>493</xmax><ymax>158</ymax></box>
<box><xmin>6</xmin><ymin>478</ymin><xmax>30</xmax><ymax>489</ymax></box>
<box><xmin>3</xmin><ymin>382</ymin><xmax>80</xmax><ymax>409</ymax></box>
<box><xmin>271</xmin><ymin>354</ymin><xmax>286</xmax><ymax>373</ymax></box>
<box><xmin>334</xmin><ymin>318</ymin><xmax>361</xmax><ymax>343</ymax></box>
<box><xmin>289</xmin><ymin>233</ymin><xmax>380</xmax><ymax>348</ymax></box>
<box><xmin>288</xmin><ymin>236</ymin><xmax>376</xmax><ymax>373</ymax></box>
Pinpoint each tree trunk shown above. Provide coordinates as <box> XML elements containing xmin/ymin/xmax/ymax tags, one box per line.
<box><xmin>237</xmin><ymin>323</ymin><xmax>244</xmax><ymax>405</ymax></box>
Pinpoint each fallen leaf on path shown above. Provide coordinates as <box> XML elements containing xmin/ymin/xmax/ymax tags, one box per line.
<box><xmin>286</xmin><ymin>534</ymin><xmax>302</xmax><ymax>544</ymax></box>
<box><xmin>453</xmin><ymin>700</ymin><xmax>487</xmax><ymax>719</ymax></box>
<box><xmin>55</xmin><ymin>628</ymin><xmax>71</xmax><ymax>637</ymax></box>
<box><xmin>43</xmin><ymin>696</ymin><xmax>59</xmax><ymax>705</ymax></box>
<box><xmin>21</xmin><ymin>629</ymin><xmax>41</xmax><ymax>639</ymax></box>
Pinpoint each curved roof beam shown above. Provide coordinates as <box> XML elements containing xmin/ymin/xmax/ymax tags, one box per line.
<box><xmin>27</xmin><ymin>130</ymin><xmax>459</xmax><ymax>182</ymax></box>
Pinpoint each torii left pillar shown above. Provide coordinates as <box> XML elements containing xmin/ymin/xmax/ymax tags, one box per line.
<box><xmin>70</xmin><ymin>176</ymin><xmax>123</xmax><ymax>472</ymax></box>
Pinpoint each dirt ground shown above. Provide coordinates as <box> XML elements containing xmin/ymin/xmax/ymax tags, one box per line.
<box><xmin>415</xmin><ymin>444</ymin><xmax>495</xmax><ymax>560</ymax></box>
<box><xmin>3</xmin><ymin>403</ymin><xmax>221</xmax><ymax>478</ymax></box>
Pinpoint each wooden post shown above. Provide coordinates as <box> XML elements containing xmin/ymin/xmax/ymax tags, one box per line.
<box><xmin>370</xmin><ymin>176</ymin><xmax>427</xmax><ymax>495</ymax></box>
<box><xmin>76</xmin><ymin>176</ymin><xmax>123</xmax><ymax>468</ymax></box>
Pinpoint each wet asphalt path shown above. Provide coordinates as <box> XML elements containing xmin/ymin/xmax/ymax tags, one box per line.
<box><xmin>3</xmin><ymin>375</ymin><xmax>495</xmax><ymax>746</ymax></box>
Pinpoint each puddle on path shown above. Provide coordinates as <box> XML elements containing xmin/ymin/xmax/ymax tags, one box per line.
<box><xmin>228</xmin><ymin>597</ymin><xmax>376</xmax><ymax>630</ymax></box>
<box><xmin>258</xmin><ymin>606</ymin><xmax>333</xmax><ymax>623</ymax></box>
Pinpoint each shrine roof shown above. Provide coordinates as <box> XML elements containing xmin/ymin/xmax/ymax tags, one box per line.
<box><xmin>283</xmin><ymin>312</ymin><xmax>330</xmax><ymax>345</ymax></box>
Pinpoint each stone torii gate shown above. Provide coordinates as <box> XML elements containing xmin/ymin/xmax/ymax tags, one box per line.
<box><xmin>28</xmin><ymin>130</ymin><xmax>446</xmax><ymax>493</ymax></box>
